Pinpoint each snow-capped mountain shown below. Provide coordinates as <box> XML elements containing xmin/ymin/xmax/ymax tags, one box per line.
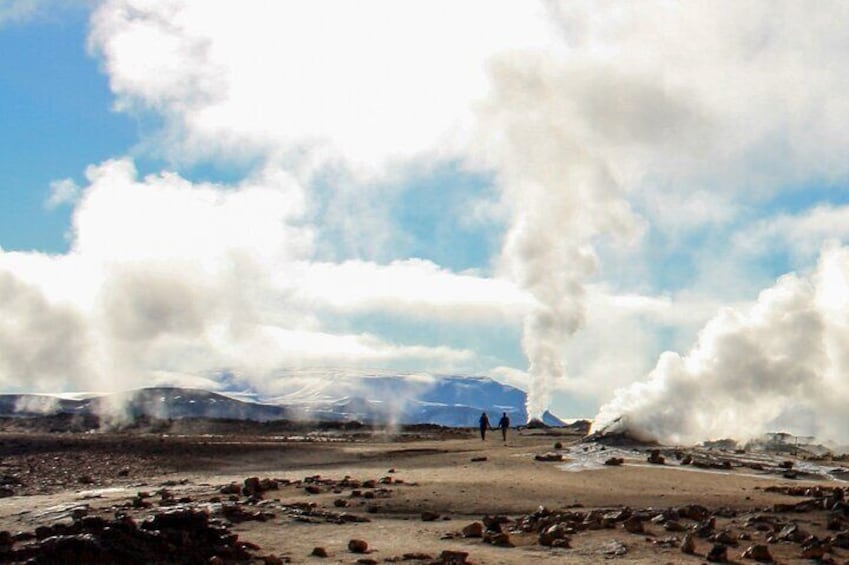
<box><xmin>0</xmin><ymin>373</ymin><xmax>565</xmax><ymax>427</ymax></box>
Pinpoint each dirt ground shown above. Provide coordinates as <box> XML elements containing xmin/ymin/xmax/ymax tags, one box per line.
<box><xmin>1</xmin><ymin>425</ymin><xmax>848</xmax><ymax>564</ymax></box>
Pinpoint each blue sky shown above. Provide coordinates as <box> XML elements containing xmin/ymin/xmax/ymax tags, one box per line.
<box><xmin>0</xmin><ymin>8</ymin><xmax>133</xmax><ymax>252</ymax></box>
<box><xmin>3</xmin><ymin>2</ymin><xmax>849</xmax><ymax>442</ymax></box>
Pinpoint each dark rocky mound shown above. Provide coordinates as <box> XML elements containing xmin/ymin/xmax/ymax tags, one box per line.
<box><xmin>525</xmin><ymin>418</ymin><xmax>549</xmax><ymax>429</ymax></box>
<box><xmin>0</xmin><ymin>508</ymin><xmax>271</xmax><ymax>564</ymax></box>
<box><xmin>582</xmin><ymin>428</ymin><xmax>659</xmax><ymax>447</ymax></box>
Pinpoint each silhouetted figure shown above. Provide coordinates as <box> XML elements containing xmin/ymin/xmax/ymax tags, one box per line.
<box><xmin>479</xmin><ymin>411</ymin><xmax>490</xmax><ymax>440</ymax></box>
<box><xmin>498</xmin><ymin>412</ymin><xmax>510</xmax><ymax>441</ymax></box>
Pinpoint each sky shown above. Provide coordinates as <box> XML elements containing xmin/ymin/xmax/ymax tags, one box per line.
<box><xmin>3</xmin><ymin>1</ymin><xmax>849</xmax><ymax>443</ymax></box>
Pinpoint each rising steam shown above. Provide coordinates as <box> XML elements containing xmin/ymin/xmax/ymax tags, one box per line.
<box><xmin>595</xmin><ymin>243</ymin><xmax>849</xmax><ymax>445</ymax></box>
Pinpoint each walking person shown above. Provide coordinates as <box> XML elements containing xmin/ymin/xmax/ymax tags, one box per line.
<box><xmin>498</xmin><ymin>412</ymin><xmax>510</xmax><ymax>442</ymax></box>
<box><xmin>478</xmin><ymin>411</ymin><xmax>490</xmax><ymax>440</ymax></box>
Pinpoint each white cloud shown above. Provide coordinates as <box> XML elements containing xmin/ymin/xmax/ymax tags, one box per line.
<box><xmin>8</xmin><ymin>0</ymin><xmax>849</xmax><ymax>436</ymax></box>
<box><xmin>88</xmin><ymin>0</ymin><xmax>561</xmax><ymax>176</ymax></box>
<box><xmin>45</xmin><ymin>178</ymin><xmax>81</xmax><ymax>209</ymax></box>
<box><xmin>0</xmin><ymin>0</ymin><xmax>44</xmax><ymax>26</ymax></box>
<box><xmin>735</xmin><ymin>204</ymin><xmax>849</xmax><ymax>263</ymax></box>
<box><xmin>0</xmin><ymin>158</ymin><xmax>523</xmax><ymax>392</ymax></box>
<box><xmin>292</xmin><ymin>259</ymin><xmax>532</xmax><ymax>323</ymax></box>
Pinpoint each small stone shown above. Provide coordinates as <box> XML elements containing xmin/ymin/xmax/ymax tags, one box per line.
<box><xmin>438</xmin><ymin>550</ymin><xmax>469</xmax><ymax>564</ymax></box>
<box><xmin>604</xmin><ymin>457</ymin><xmax>624</xmax><ymax>466</ymax></box>
<box><xmin>461</xmin><ymin>522</ymin><xmax>483</xmax><ymax>538</ymax></box>
<box><xmin>484</xmin><ymin>532</ymin><xmax>514</xmax><ymax>547</ymax></box>
<box><xmin>421</xmin><ymin>510</ymin><xmax>440</xmax><ymax>521</ymax></box>
<box><xmin>647</xmin><ymin>450</ymin><xmax>665</xmax><ymax>465</ymax></box>
<box><xmin>348</xmin><ymin>539</ymin><xmax>369</xmax><ymax>553</ymax></box>
<box><xmin>623</xmin><ymin>516</ymin><xmax>644</xmax><ymax>534</ymax></box>
<box><xmin>681</xmin><ymin>533</ymin><xmax>695</xmax><ymax>554</ymax></box>
<box><xmin>310</xmin><ymin>547</ymin><xmax>328</xmax><ymax>558</ymax></box>
<box><xmin>741</xmin><ymin>544</ymin><xmax>772</xmax><ymax>562</ymax></box>
<box><xmin>706</xmin><ymin>543</ymin><xmax>728</xmax><ymax>562</ymax></box>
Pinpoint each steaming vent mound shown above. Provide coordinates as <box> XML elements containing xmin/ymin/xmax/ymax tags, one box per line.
<box><xmin>525</xmin><ymin>418</ymin><xmax>549</xmax><ymax>429</ymax></box>
<box><xmin>583</xmin><ymin>417</ymin><xmax>659</xmax><ymax>447</ymax></box>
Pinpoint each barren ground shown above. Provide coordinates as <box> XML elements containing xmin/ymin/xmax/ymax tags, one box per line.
<box><xmin>1</xmin><ymin>423</ymin><xmax>848</xmax><ymax>564</ymax></box>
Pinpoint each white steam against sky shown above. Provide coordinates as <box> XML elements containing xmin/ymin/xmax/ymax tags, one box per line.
<box><xmin>4</xmin><ymin>1</ymin><xmax>849</xmax><ymax>442</ymax></box>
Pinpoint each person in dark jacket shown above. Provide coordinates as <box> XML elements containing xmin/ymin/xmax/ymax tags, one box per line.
<box><xmin>478</xmin><ymin>412</ymin><xmax>490</xmax><ymax>440</ymax></box>
<box><xmin>498</xmin><ymin>412</ymin><xmax>510</xmax><ymax>441</ymax></box>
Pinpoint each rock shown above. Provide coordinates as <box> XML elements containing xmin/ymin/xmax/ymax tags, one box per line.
<box><xmin>800</xmin><ymin>540</ymin><xmax>826</xmax><ymax>559</ymax></box>
<box><xmin>437</xmin><ymin>550</ymin><xmax>469</xmax><ymax>564</ymax></box>
<box><xmin>311</xmin><ymin>546</ymin><xmax>329</xmax><ymax>557</ymax></box>
<box><xmin>664</xmin><ymin>521</ymin><xmax>686</xmax><ymax>532</ymax></box>
<box><xmin>484</xmin><ymin>531</ymin><xmax>514</xmax><ymax>547</ymax></box>
<box><xmin>709</xmin><ymin>530</ymin><xmax>738</xmax><ymax>546</ymax></box>
<box><xmin>305</xmin><ymin>485</ymin><xmax>321</xmax><ymax>494</ymax></box>
<box><xmin>461</xmin><ymin>522</ymin><xmax>483</xmax><ymax>538</ymax></box>
<box><xmin>554</xmin><ymin>442</ymin><xmax>563</xmax><ymax>449</ymax></box>
<box><xmin>333</xmin><ymin>499</ymin><xmax>348</xmax><ymax>508</ymax></box>
<box><xmin>741</xmin><ymin>544</ymin><xmax>773</xmax><ymax>562</ymax></box>
<box><xmin>401</xmin><ymin>553</ymin><xmax>432</xmax><ymax>561</ymax></box>
<box><xmin>534</xmin><ymin>452</ymin><xmax>564</xmax><ymax>462</ymax></box>
<box><xmin>693</xmin><ymin>517</ymin><xmax>716</xmax><ymax>538</ymax></box>
<box><xmin>539</xmin><ymin>523</ymin><xmax>571</xmax><ymax>547</ymax></box>
<box><xmin>623</xmin><ymin>516</ymin><xmax>644</xmax><ymax>534</ymax></box>
<box><xmin>681</xmin><ymin>454</ymin><xmax>693</xmax><ymax>465</ymax></box>
<box><xmin>421</xmin><ymin>511</ymin><xmax>440</xmax><ymax>521</ymax></box>
<box><xmin>677</xmin><ymin>504</ymin><xmax>710</xmax><ymax>521</ymax></box>
<box><xmin>600</xmin><ymin>541</ymin><xmax>627</xmax><ymax>557</ymax></box>
<box><xmin>604</xmin><ymin>457</ymin><xmax>624</xmax><ymax>466</ymax></box>
<box><xmin>706</xmin><ymin>543</ymin><xmax>728</xmax><ymax>562</ymax></box>
<box><xmin>470</xmin><ymin>457</ymin><xmax>487</xmax><ymax>462</ymax></box>
<box><xmin>681</xmin><ymin>533</ymin><xmax>695</xmax><ymax>554</ymax></box>
<box><xmin>348</xmin><ymin>539</ymin><xmax>369</xmax><ymax>553</ymax></box>
<box><xmin>219</xmin><ymin>482</ymin><xmax>241</xmax><ymax>495</ymax></box>
<box><xmin>482</xmin><ymin>514</ymin><xmax>510</xmax><ymax>531</ymax></box>
<box><xmin>647</xmin><ymin>450</ymin><xmax>665</xmax><ymax>464</ymax></box>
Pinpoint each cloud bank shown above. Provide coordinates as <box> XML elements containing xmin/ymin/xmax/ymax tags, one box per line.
<box><xmin>3</xmin><ymin>1</ymin><xmax>849</xmax><ymax>440</ymax></box>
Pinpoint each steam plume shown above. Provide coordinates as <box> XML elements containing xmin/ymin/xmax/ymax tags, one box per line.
<box><xmin>595</xmin><ymin>243</ymin><xmax>849</xmax><ymax>445</ymax></box>
<box><xmin>476</xmin><ymin>58</ymin><xmax>660</xmax><ymax>420</ymax></box>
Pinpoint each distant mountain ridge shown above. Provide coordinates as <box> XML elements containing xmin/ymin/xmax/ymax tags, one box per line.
<box><xmin>0</xmin><ymin>374</ymin><xmax>565</xmax><ymax>427</ymax></box>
